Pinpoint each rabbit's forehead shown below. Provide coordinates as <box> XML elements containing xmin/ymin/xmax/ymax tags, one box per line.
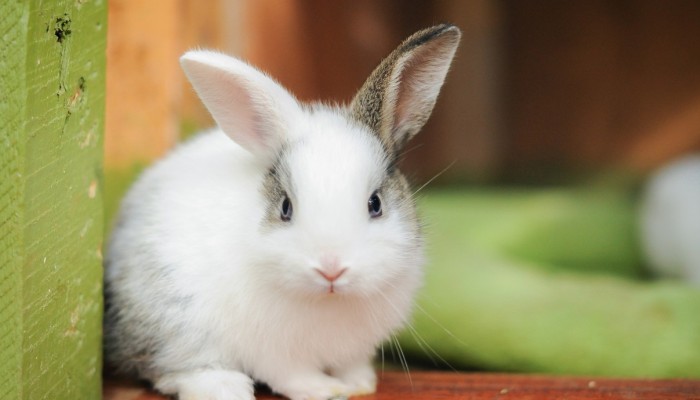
<box><xmin>289</xmin><ymin>123</ymin><xmax>387</xmax><ymax>199</ymax></box>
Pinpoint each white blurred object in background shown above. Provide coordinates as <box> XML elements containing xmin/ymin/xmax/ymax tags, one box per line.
<box><xmin>641</xmin><ymin>155</ymin><xmax>700</xmax><ymax>286</ymax></box>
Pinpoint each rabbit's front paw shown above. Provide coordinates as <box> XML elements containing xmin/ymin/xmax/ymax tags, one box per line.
<box><xmin>274</xmin><ymin>372</ymin><xmax>351</xmax><ymax>400</ymax></box>
<box><xmin>332</xmin><ymin>362</ymin><xmax>377</xmax><ymax>396</ymax></box>
<box><xmin>155</xmin><ymin>369</ymin><xmax>254</xmax><ymax>400</ymax></box>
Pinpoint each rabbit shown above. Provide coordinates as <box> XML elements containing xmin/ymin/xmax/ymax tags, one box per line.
<box><xmin>640</xmin><ymin>154</ymin><xmax>700</xmax><ymax>287</ymax></box>
<box><xmin>104</xmin><ymin>24</ymin><xmax>461</xmax><ymax>400</ymax></box>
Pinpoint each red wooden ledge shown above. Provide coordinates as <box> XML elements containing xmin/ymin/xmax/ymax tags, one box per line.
<box><xmin>104</xmin><ymin>371</ymin><xmax>700</xmax><ymax>400</ymax></box>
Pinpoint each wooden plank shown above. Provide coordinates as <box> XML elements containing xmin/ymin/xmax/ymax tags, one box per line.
<box><xmin>105</xmin><ymin>0</ymin><xmax>180</xmax><ymax>169</ymax></box>
<box><xmin>104</xmin><ymin>372</ymin><xmax>700</xmax><ymax>400</ymax></box>
<box><xmin>0</xmin><ymin>1</ymin><xmax>29</xmax><ymax>399</ymax></box>
<box><xmin>0</xmin><ymin>1</ymin><xmax>107</xmax><ymax>399</ymax></box>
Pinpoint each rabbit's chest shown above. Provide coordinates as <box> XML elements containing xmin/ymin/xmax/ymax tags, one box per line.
<box><xmin>229</xmin><ymin>295</ymin><xmax>398</xmax><ymax>367</ymax></box>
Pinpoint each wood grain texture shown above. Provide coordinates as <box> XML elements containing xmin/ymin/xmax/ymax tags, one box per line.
<box><xmin>0</xmin><ymin>1</ymin><xmax>29</xmax><ymax>399</ymax></box>
<box><xmin>0</xmin><ymin>0</ymin><xmax>107</xmax><ymax>399</ymax></box>
<box><xmin>104</xmin><ymin>372</ymin><xmax>700</xmax><ymax>400</ymax></box>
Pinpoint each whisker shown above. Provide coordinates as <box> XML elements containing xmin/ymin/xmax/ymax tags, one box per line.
<box><xmin>387</xmin><ymin>333</ymin><xmax>398</xmax><ymax>363</ymax></box>
<box><xmin>376</xmin><ymin>282</ymin><xmax>460</xmax><ymax>372</ymax></box>
<box><xmin>368</xmin><ymin>286</ymin><xmax>414</xmax><ymax>388</ymax></box>
<box><xmin>414</xmin><ymin>303</ymin><xmax>470</xmax><ymax>348</ymax></box>
<box><xmin>391</xmin><ymin>334</ymin><xmax>413</xmax><ymax>390</ymax></box>
<box><xmin>396</xmin><ymin>142</ymin><xmax>425</xmax><ymax>161</ymax></box>
<box><xmin>358</xmin><ymin>294</ymin><xmax>387</xmax><ymax>378</ymax></box>
<box><xmin>403</xmin><ymin>322</ymin><xmax>438</xmax><ymax>366</ymax></box>
<box><xmin>404</xmin><ymin>321</ymin><xmax>458</xmax><ymax>372</ymax></box>
<box><xmin>412</xmin><ymin>160</ymin><xmax>457</xmax><ymax>197</ymax></box>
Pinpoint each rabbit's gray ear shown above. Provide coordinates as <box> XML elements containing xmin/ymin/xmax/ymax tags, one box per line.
<box><xmin>350</xmin><ymin>24</ymin><xmax>461</xmax><ymax>156</ymax></box>
<box><xmin>181</xmin><ymin>51</ymin><xmax>302</xmax><ymax>163</ymax></box>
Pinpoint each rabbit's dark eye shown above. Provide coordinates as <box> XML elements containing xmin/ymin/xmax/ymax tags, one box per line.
<box><xmin>280</xmin><ymin>195</ymin><xmax>293</xmax><ymax>222</ymax></box>
<box><xmin>368</xmin><ymin>191</ymin><xmax>382</xmax><ymax>218</ymax></box>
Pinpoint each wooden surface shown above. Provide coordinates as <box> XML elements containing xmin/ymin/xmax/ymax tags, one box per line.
<box><xmin>0</xmin><ymin>1</ymin><xmax>106</xmax><ymax>399</ymax></box>
<box><xmin>104</xmin><ymin>372</ymin><xmax>700</xmax><ymax>400</ymax></box>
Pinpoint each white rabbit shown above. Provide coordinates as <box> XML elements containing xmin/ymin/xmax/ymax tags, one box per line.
<box><xmin>640</xmin><ymin>155</ymin><xmax>700</xmax><ymax>286</ymax></box>
<box><xmin>104</xmin><ymin>25</ymin><xmax>461</xmax><ymax>400</ymax></box>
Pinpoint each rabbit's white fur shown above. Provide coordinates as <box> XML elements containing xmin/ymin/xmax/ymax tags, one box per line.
<box><xmin>641</xmin><ymin>155</ymin><xmax>700</xmax><ymax>286</ymax></box>
<box><xmin>105</xmin><ymin>25</ymin><xmax>461</xmax><ymax>400</ymax></box>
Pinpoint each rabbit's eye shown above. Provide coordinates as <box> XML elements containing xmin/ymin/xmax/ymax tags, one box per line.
<box><xmin>280</xmin><ymin>195</ymin><xmax>293</xmax><ymax>222</ymax></box>
<box><xmin>368</xmin><ymin>191</ymin><xmax>382</xmax><ymax>218</ymax></box>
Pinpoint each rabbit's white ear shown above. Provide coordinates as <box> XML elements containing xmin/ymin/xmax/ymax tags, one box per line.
<box><xmin>181</xmin><ymin>51</ymin><xmax>301</xmax><ymax>162</ymax></box>
<box><xmin>350</xmin><ymin>24</ymin><xmax>461</xmax><ymax>156</ymax></box>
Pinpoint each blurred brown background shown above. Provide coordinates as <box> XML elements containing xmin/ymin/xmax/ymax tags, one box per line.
<box><xmin>105</xmin><ymin>0</ymin><xmax>700</xmax><ymax>185</ymax></box>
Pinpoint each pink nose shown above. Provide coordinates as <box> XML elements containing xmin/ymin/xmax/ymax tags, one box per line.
<box><xmin>315</xmin><ymin>255</ymin><xmax>347</xmax><ymax>282</ymax></box>
<box><xmin>316</xmin><ymin>267</ymin><xmax>347</xmax><ymax>282</ymax></box>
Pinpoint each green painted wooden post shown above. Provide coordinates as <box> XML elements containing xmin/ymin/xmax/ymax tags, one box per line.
<box><xmin>1</xmin><ymin>1</ymin><xmax>106</xmax><ymax>399</ymax></box>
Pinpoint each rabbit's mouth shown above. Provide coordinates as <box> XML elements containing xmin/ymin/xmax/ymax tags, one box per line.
<box><xmin>317</xmin><ymin>276</ymin><xmax>350</xmax><ymax>296</ymax></box>
<box><xmin>315</xmin><ymin>262</ymin><xmax>348</xmax><ymax>295</ymax></box>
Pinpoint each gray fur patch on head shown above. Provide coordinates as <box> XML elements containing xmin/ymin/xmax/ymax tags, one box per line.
<box><xmin>260</xmin><ymin>144</ymin><xmax>295</xmax><ymax>229</ymax></box>
<box><xmin>381</xmin><ymin>168</ymin><xmax>422</xmax><ymax>239</ymax></box>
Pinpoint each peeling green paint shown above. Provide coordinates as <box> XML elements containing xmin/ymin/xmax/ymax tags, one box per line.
<box><xmin>53</xmin><ymin>13</ymin><xmax>72</xmax><ymax>43</ymax></box>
